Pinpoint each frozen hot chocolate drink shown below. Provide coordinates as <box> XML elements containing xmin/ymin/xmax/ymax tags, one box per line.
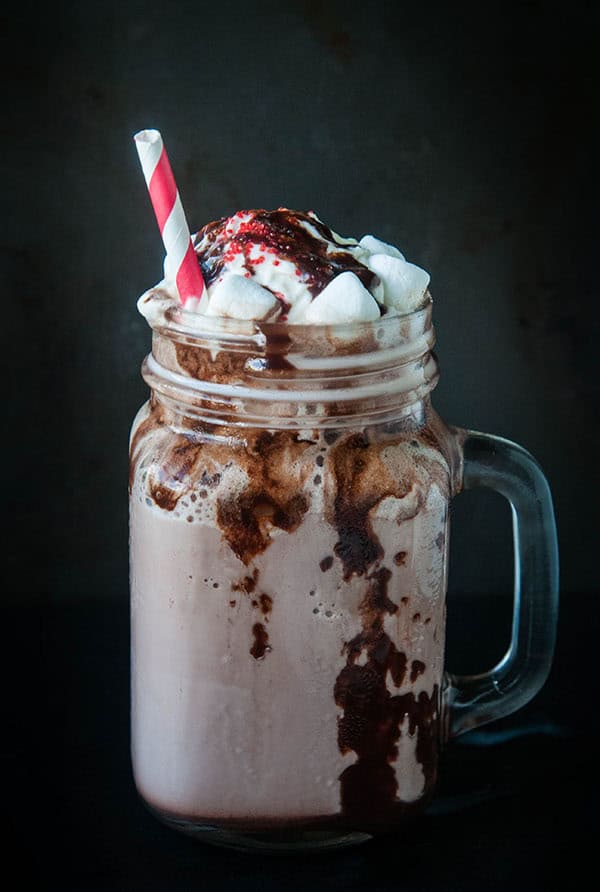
<box><xmin>130</xmin><ymin>208</ymin><xmax>558</xmax><ymax>852</ymax></box>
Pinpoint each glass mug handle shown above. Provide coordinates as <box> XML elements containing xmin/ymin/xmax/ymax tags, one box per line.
<box><xmin>443</xmin><ymin>430</ymin><xmax>559</xmax><ymax>739</ymax></box>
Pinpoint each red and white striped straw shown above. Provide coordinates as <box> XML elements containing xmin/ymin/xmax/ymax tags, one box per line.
<box><xmin>134</xmin><ymin>129</ymin><xmax>206</xmax><ymax>311</ymax></box>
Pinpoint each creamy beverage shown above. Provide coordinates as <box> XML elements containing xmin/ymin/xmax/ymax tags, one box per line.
<box><xmin>129</xmin><ymin>203</ymin><xmax>559</xmax><ymax>852</ymax></box>
<box><xmin>130</xmin><ymin>209</ymin><xmax>458</xmax><ymax>839</ymax></box>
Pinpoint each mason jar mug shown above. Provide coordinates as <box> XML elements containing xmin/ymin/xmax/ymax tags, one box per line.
<box><xmin>129</xmin><ymin>302</ymin><xmax>558</xmax><ymax>852</ymax></box>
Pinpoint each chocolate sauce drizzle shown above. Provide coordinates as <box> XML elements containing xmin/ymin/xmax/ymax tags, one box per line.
<box><xmin>258</xmin><ymin>593</ymin><xmax>273</xmax><ymax>618</ymax></box>
<box><xmin>258</xmin><ymin>328</ymin><xmax>295</xmax><ymax>372</ymax></box>
<box><xmin>250</xmin><ymin>622</ymin><xmax>270</xmax><ymax>660</ymax></box>
<box><xmin>232</xmin><ymin>570</ymin><xmax>273</xmax><ymax>659</ymax></box>
<box><xmin>327</xmin><ymin>432</ymin><xmax>440</xmax><ymax>824</ymax></box>
<box><xmin>216</xmin><ymin>431</ymin><xmax>311</xmax><ymax>564</ymax></box>
<box><xmin>193</xmin><ymin>208</ymin><xmax>378</xmax><ymax>299</ymax></box>
<box><xmin>330</xmin><ymin>433</ymin><xmax>388</xmax><ymax>578</ymax></box>
<box><xmin>232</xmin><ymin>569</ymin><xmax>259</xmax><ymax>595</ymax></box>
<box><xmin>334</xmin><ymin>567</ymin><xmax>439</xmax><ymax>824</ymax></box>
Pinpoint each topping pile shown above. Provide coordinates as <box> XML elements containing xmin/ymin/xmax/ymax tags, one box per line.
<box><xmin>160</xmin><ymin>208</ymin><xmax>431</xmax><ymax>323</ymax></box>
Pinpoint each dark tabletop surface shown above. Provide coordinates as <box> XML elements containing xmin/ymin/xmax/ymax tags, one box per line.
<box><xmin>25</xmin><ymin>592</ymin><xmax>597</xmax><ymax>890</ymax></box>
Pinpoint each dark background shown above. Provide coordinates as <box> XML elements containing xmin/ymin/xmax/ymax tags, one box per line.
<box><xmin>6</xmin><ymin>0</ymin><xmax>598</xmax><ymax>887</ymax></box>
<box><xmin>7</xmin><ymin>0</ymin><xmax>598</xmax><ymax>606</ymax></box>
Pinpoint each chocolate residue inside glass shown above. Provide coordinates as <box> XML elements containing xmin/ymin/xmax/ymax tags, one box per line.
<box><xmin>325</xmin><ymin>427</ymin><xmax>444</xmax><ymax>823</ymax></box>
<box><xmin>250</xmin><ymin>622</ymin><xmax>270</xmax><ymax>660</ymax></box>
<box><xmin>334</xmin><ymin>565</ymin><xmax>439</xmax><ymax>823</ymax></box>
<box><xmin>259</xmin><ymin>593</ymin><xmax>273</xmax><ymax>619</ymax></box>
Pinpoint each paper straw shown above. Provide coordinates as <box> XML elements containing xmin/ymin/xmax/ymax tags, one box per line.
<box><xmin>134</xmin><ymin>129</ymin><xmax>206</xmax><ymax>311</ymax></box>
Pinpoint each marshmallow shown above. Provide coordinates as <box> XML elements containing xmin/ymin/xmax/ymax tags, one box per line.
<box><xmin>158</xmin><ymin>211</ymin><xmax>430</xmax><ymax>325</ymax></box>
<box><xmin>360</xmin><ymin>235</ymin><xmax>405</xmax><ymax>260</ymax></box>
<box><xmin>366</xmin><ymin>254</ymin><xmax>430</xmax><ymax>313</ymax></box>
<box><xmin>286</xmin><ymin>292</ymin><xmax>313</xmax><ymax>323</ymax></box>
<box><xmin>303</xmin><ymin>272</ymin><xmax>381</xmax><ymax>324</ymax></box>
<box><xmin>368</xmin><ymin>276</ymin><xmax>385</xmax><ymax>303</ymax></box>
<box><xmin>205</xmin><ymin>275</ymin><xmax>281</xmax><ymax>321</ymax></box>
<box><xmin>330</xmin><ymin>230</ymin><xmax>360</xmax><ymax>247</ymax></box>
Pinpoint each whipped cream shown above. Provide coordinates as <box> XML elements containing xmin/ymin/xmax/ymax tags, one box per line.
<box><xmin>146</xmin><ymin>208</ymin><xmax>430</xmax><ymax>325</ymax></box>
